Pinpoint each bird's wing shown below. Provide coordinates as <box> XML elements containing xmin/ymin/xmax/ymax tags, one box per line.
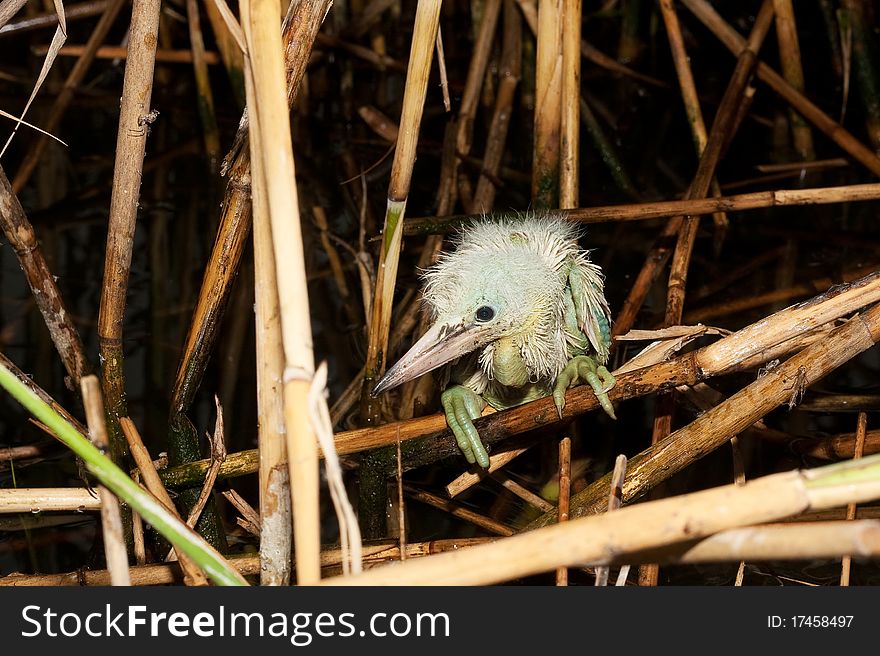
<box><xmin>566</xmin><ymin>254</ymin><xmax>612</xmax><ymax>364</ymax></box>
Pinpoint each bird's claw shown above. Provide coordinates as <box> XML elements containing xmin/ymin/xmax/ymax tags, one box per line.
<box><xmin>441</xmin><ymin>385</ymin><xmax>491</xmax><ymax>468</ymax></box>
<box><xmin>553</xmin><ymin>355</ymin><xmax>617</xmax><ymax>420</ymax></box>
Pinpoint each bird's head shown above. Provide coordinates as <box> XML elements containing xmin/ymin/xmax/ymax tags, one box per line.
<box><xmin>372</xmin><ymin>214</ymin><xmax>580</xmax><ymax>396</ymax></box>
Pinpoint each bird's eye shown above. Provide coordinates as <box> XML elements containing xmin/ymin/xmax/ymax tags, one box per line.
<box><xmin>475</xmin><ymin>306</ymin><xmax>495</xmax><ymax>322</ymax></box>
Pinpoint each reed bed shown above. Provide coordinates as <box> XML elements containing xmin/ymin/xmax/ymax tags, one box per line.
<box><xmin>1</xmin><ymin>0</ymin><xmax>880</xmax><ymax>588</ymax></box>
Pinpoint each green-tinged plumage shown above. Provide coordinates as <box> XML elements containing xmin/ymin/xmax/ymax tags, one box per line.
<box><xmin>374</xmin><ymin>211</ymin><xmax>615</xmax><ymax>467</ymax></box>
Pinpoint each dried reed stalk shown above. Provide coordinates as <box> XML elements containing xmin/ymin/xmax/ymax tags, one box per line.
<box><xmin>772</xmin><ymin>0</ymin><xmax>815</xmax><ymax>160</ymax></box>
<box><xmin>166</xmin><ymin>0</ymin><xmax>328</xmax><ymax>551</ymax></box>
<box><xmin>657</xmin><ymin>0</ymin><xmax>727</xmax><ymax>238</ymax></box>
<box><xmin>246</xmin><ymin>49</ymin><xmax>290</xmax><ymax>586</ymax></box>
<box><xmin>322</xmin><ymin>454</ymin><xmax>880</xmax><ymax>585</ymax></box>
<box><xmin>41</xmin><ymin>44</ymin><xmax>222</xmax><ymax>63</ymax></box>
<box><xmin>840</xmin><ymin>411</ymin><xmax>868</xmax><ymax>585</ymax></box>
<box><xmin>0</xmin><ymin>167</ymin><xmax>90</xmax><ymax>385</ymax></box>
<box><xmin>555</xmin><ymin>436</ymin><xmax>571</xmax><ymax>585</ymax></box>
<box><xmin>81</xmin><ymin>376</ymin><xmax>130</xmax><ymax>586</ymax></box>
<box><xmin>97</xmin><ymin>0</ymin><xmax>162</xmax><ymax>464</ymax></box>
<box><xmin>0</xmin><ymin>488</ymin><xmax>102</xmax><ymax>513</ymax></box>
<box><xmin>453</xmin><ymin>0</ymin><xmax>501</xmax><ymax>210</ymax></box>
<box><xmin>243</xmin><ymin>0</ymin><xmax>321</xmax><ymax>584</ymax></box>
<box><xmin>558</xmin><ymin>0</ymin><xmax>580</xmax><ymax>209</ymax></box>
<box><xmin>202</xmin><ymin>0</ymin><xmax>246</xmax><ymax>106</ymax></box>
<box><xmin>360</xmin><ymin>0</ymin><xmax>442</xmax><ymax>426</ymax></box>
<box><xmin>405</xmin><ymin>485</ymin><xmax>515</xmax><ymax>537</ymax></box>
<box><xmin>794</xmin><ymin>429</ymin><xmax>880</xmax><ymax>461</ymax></box>
<box><xmin>404</xmin><ymin>182</ymin><xmax>880</xmax><ymax>235</ymax></box>
<box><xmin>532</xmin><ymin>0</ymin><xmax>561</xmax><ymax>208</ymax></box>
<box><xmin>473</xmin><ymin>0</ymin><xmax>522</xmax><ymax>213</ymax></box>
<box><xmin>186</xmin><ymin>0</ymin><xmax>221</xmax><ymax>171</ymax></box>
<box><xmin>681</xmin><ymin>0</ymin><xmax>880</xmax><ymax>177</ymax></box>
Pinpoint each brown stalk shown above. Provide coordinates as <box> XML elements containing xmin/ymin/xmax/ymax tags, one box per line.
<box><xmin>40</xmin><ymin>44</ymin><xmax>223</xmax><ymax>64</ymax></box>
<box><xmin>201</xmin><ymin>0</ymin><xmax>246</xmax><ymax>107</ymax></box>
<box><xmin>404</xmin><ymin>485</ymin><xmax>515</xmax><ymax>537</ymax></box>
<box><xmin>186</xmin><ymin>0</ymin><xmax>221</xmax><ymax>172</ymax></box>
<box><xmin>840</xmin><ymin>411</ymin><xmax>868</xmax><ymax>586</ymax></box>
<box><xmin>0</xmin><ymin>0</ymin><xmax>108</xmax><ymax>37</ymax></box>
<box><xmin>558</xmin><ymin>0</ymin><xmax>580</xmax><ymax>208</ymax></box>
<box><xmin>156</xmin><ymin>268</ymin><xmax>880</xmax><ymax>489</ymax></box>
<box><xmin>771</xmin><ymin>0</ymin><xmax>815</xmax><ymax>160</ymax></box>
<box><xmin>118</xmin><ymin>417</ymin><xmax>209</xmax><ymax>586</ymax></box>
<box><xmin>532</xmin><ymin>0</ymin><xmax>562</xmax><ymax>208</ymax></box>
<box><xmin>97</xmin><ymin>0</ymin><xmax>162</xmax><ymax>464</ymax></box>
<box><xmin>793</xmin><ymin>429</ymin><xmax>880</xmax><ymax>461</ymax></box>
<box><xmin>473</xmin><ymin>0</ymin><xmax>522</xmax><ymax>213</ymax></box>
<box><xmin>0</xmin><ymin>167</ymin><xmax>90</xmax><ymax>386</ymax></box>
<box><xmin>680</xmin><ymin>0</ymin><xmax>880</xmax><ymax>178</ymax></box>
<box><xmin>0</xmin><ymin>488</ymin><xmax>102</xmax><ymax>513</ymax></box>
<box><xmin>80</xmin><ymin>376</ymin><xmax>130</xmax><ymax>586</ymax></box>
<box><xmin>403</xmin><ymin>182</ymin><xmax>880</xmax><ymax>236</ymax></box>
<box><xmin>12</xmin><ymin>0</ymin><xmax>126</xmax><ymax>192</ymax></box>
<box><xmin>657</xmin><ymin>0</ymin><xmax>727</xmax><ymax>244</ymax></box>
<box><xmin>555</xmin><ymin>436</ymin><xmax>571</xmax><ymax>586</ymax></box>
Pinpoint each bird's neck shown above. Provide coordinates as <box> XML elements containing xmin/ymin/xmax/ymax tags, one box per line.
<box><xmin>488</xmin><ymin>337</ymin><xmax>531</xmax><ymax>387</ymax></box>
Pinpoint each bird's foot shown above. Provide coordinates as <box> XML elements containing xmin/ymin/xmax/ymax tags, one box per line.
<box><xmin>441</xmin><ymin>385</ymin><xmax>490</xmax><ymax>468</ymax></box>
<box><xmin>552</xmin><ymin>355</ymin><xmax>616</xmax><ymax>419</ymax></box>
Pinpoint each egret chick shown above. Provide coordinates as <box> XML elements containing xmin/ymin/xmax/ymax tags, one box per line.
<box><xmin>372</xmin><ymin>212</ymin><xmax>615</xmax><ymax>468</ymax></box>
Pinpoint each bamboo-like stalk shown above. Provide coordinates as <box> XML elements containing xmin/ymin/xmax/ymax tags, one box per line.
<box><xmin>81</xmin><ymin>376</ymin><xmax>130</xmax><ymax>586</ymax></box>
<box><xmin>0</xmin><ymin>165</ymin><xmax>90</xmax><ymax>386</ymax></box>
<box><xmin>186</xmin><ymin>0</ymin><xmax>221</xmax><ymax>172</ymax></box>
<box><xmin>529</xmin><ymin>302</ymin><xmax>880</xmax><ymax>529</ymax></box>
<box><xmin>243</xmin><ymin>0</ymin><xmax>321</xmax><ymax>585</ymax></box>
<box><xmin>403</xmin><ymin>182</ymin><xmax>880</xmax><ymax>235</ymax></box>
<box><xmin>246</xmin><ymin>37</ymin><xmax>291</xmax><ymax>586</ymax></box>
<box><xmin>97</xmin><ymin>0</ymin><xmax>162</xmax><ymax>465</ymax></box>
<box><xmin>840</xmin><ymin>412</ymin><xmax>868</xmax><ymax>586</ymax></box>
<box><xmin>322</xmin><ymin>454</ymin><xmax>880</xmax><ymax>585</ymax></box>
<box><xmin>558</xmin><ymin>0</ymin><xmax>580</xmax><ymax>209</ymax></box>
<box><xmin>11</xmin><ymin>0</ymin><xmax>126</xmax><ymax>192</ymax></box>
<box><xmin>360</xmin><ymin>0</ymin><xmax>442</xmax><ymax>427</ymax></box>
<box><xmin>680</xmin><ymin>0</ymin><xmax>880</xmax><ymax>177</ymax></box>
<box><xmin>772</xmin><ymin>0</ymin><xmax>815</xmax><ymax>160</ymax></box>
<box><xmin>0</xmin><ymin>487</ymin><xmax>102</xmax><ymax>513</ymax></box>
<box><xmin>167</xmin><ymin>0</ymin><xmax>329</xmax><ymax>551</ymax></box>
<box><xmin>555</xmin><ymin>436</ymin><xmax>571</xmax><ymax>585</ymax></box>
<box><xmin>532</xmin><ymin>0</ymin><xmax>562</xmax><ymax>208</ymax></box>
<box><xmin>473</xmin><ymin>0</ymin><xmax>522</xmax><ymax>213</ymax></box>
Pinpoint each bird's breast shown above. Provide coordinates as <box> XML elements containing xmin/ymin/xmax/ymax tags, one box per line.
<box><xmin>488</xmin><ymin>337</ymin><xmax>531</xmax><ymax>388</ymax></box>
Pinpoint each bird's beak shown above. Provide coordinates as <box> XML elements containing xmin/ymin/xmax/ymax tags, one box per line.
<box><xmin>371</xmin><ymin>319</ymin><xmax>492</xmax><ymax>396</ymax></box>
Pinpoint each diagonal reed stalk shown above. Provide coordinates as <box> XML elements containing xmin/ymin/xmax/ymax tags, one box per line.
<box><xmin>0</xmin><ymin>359</ymin><xmax>247</xmax><ymax>586</ymax></box>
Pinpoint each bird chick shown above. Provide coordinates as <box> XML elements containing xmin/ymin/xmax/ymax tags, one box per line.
<box><xmin>372</xmin><ymin>212</ymin><xmax>615</xmax><ymax>468</ymax></box>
